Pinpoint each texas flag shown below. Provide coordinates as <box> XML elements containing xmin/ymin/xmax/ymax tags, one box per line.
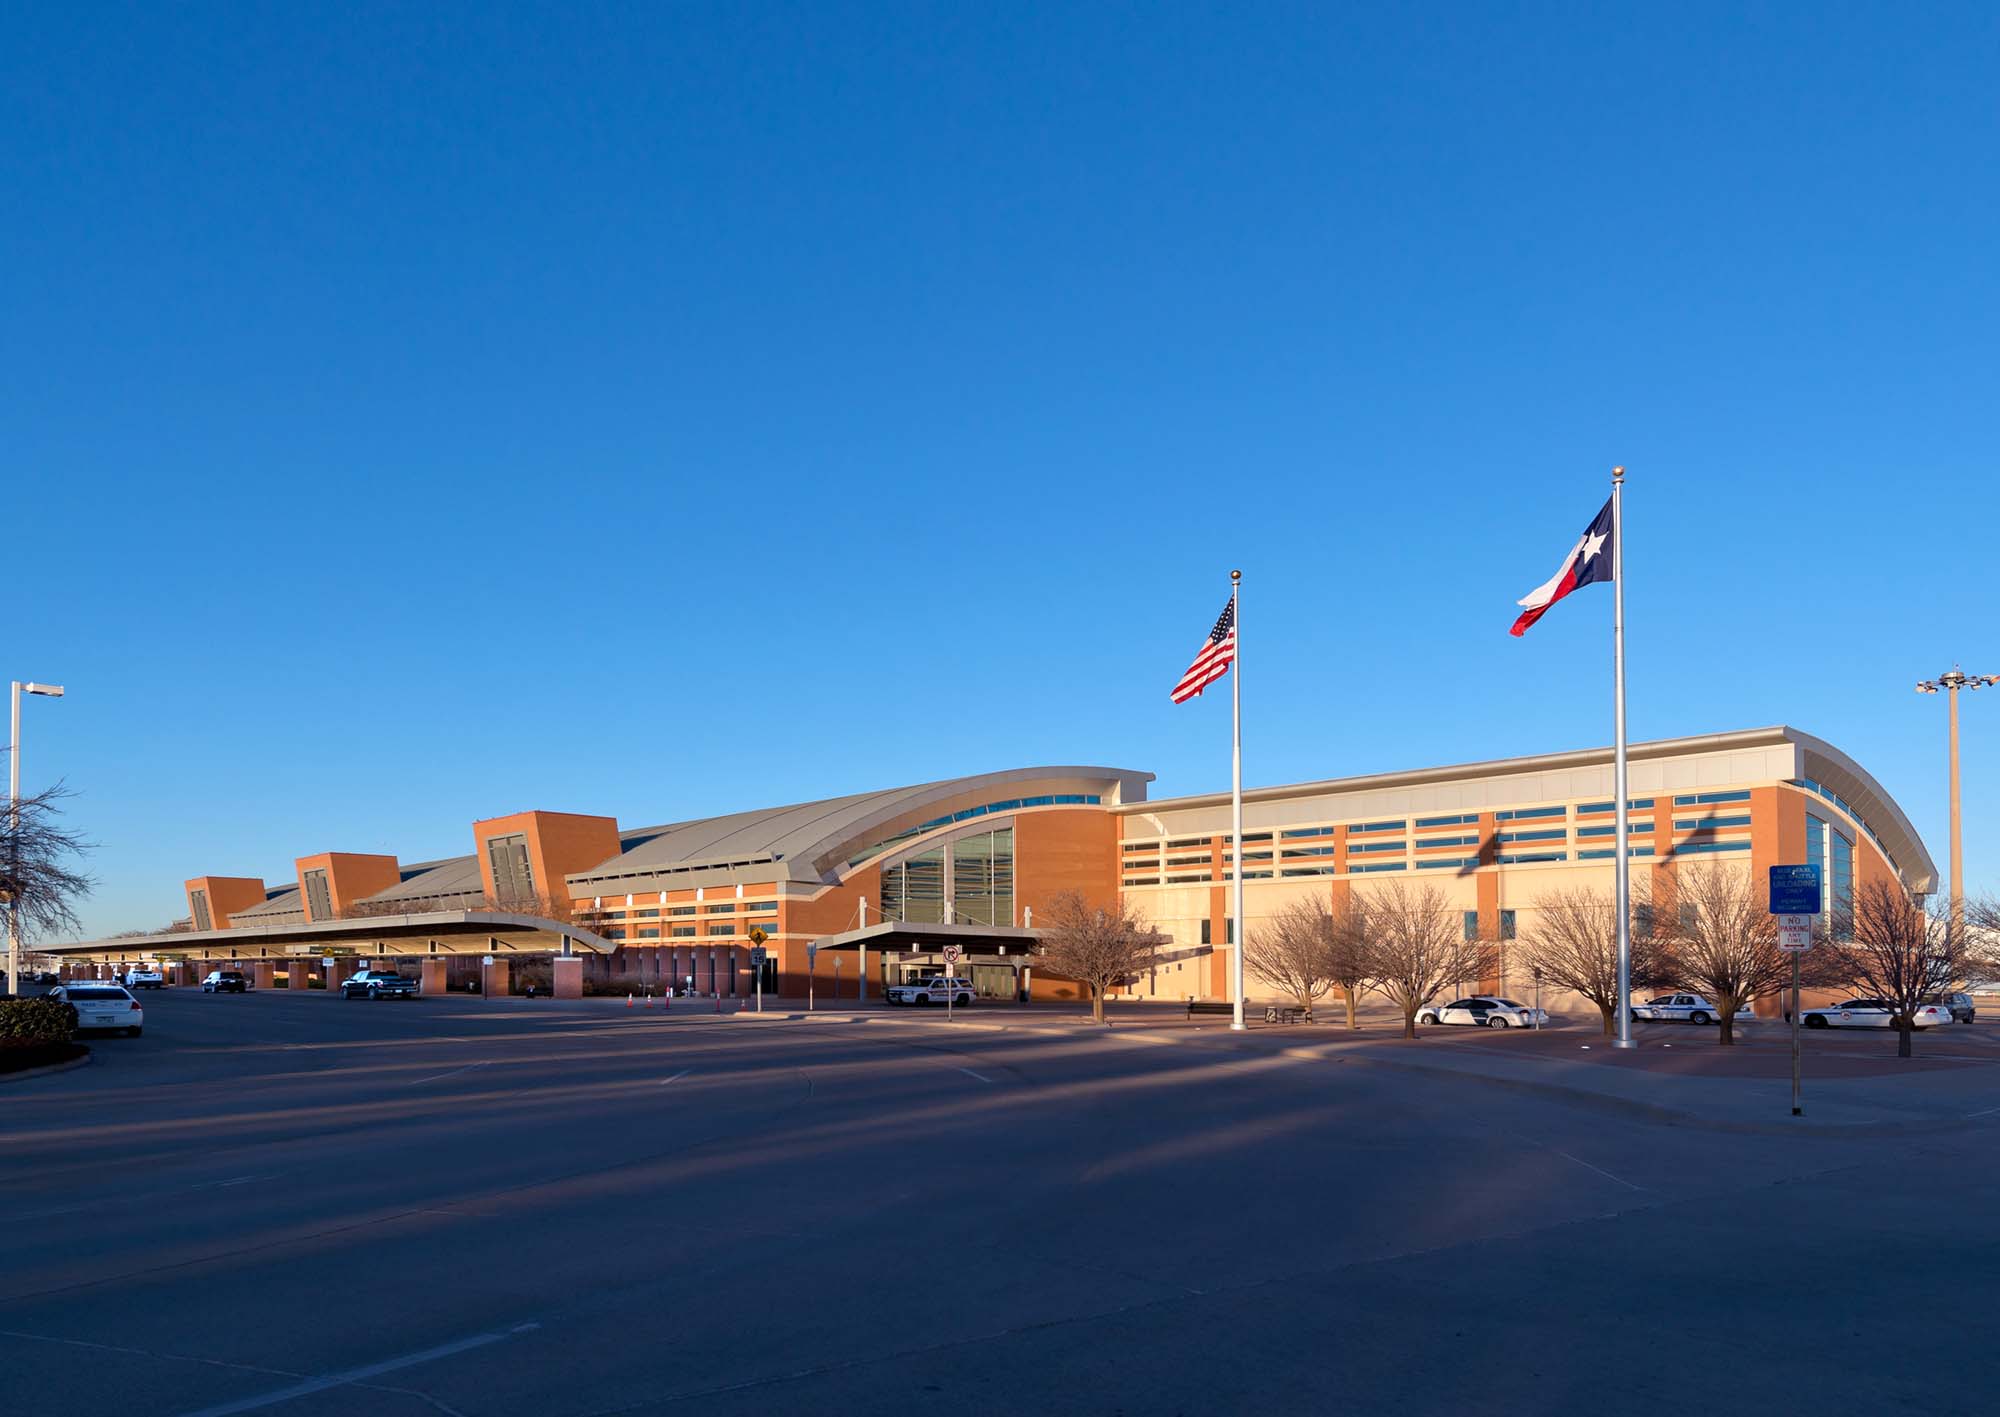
<box><xmin>1510</xmin><ymin>498</ymin><xmax>1614</xmax><ymax>636</ymax></box>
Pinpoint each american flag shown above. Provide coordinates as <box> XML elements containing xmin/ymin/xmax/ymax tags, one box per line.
<box><xmin>1170</xmin><ymin>597</ymin><xmax>1237</xmax><ymax>703</ymax></box>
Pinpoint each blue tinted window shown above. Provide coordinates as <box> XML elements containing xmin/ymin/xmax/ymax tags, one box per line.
<box><xmin>1579</xmin><ymin>822</ymin><xmax>1653</xmax><ymax>838</ymax></box>
<box><xmin>1416</xmin><ymin>835</ymin><xmax>1480</xmax><ymax>848</ymax></box>
<box><xmin>1579</xmin><ymin>799</ymin><xmax>1654</xmax><ymax>814</ymax></box>
<box><xmin>1674</xmin><ymin>840</ymin><xmax>1751</xmax><ymax>855</ymax></box>
<box><xmin>1499</xmin><ymin>851</ymin><xmax>1567</xmax><ymax>864</ymax></box>
<box><xmin>1495</xmin><ymin>805</ymin><xmax>1566</xmax><ymax>821</ymax></box>
<box><xmin>1672</xmin><ymin>790</ymin><xmax>1751</xmax><ymax>806</ymax></box>
<box><xmin>1675</xmin><ymin>815</ymin><xmax>1751</xmax><ymax>831</ymax></box>
<box><xmin>1416</xmin><ymin>814</ymin><xmax>1478</xmax><ymax>828</ymax></box>
<box><xmin>1349</xmin><ymin>862</ymin><xmax>1407</xmax><ymax>874</ymax></box>
<box><xmin>1418</xmin><ymin>857</ymin><xmax>1478</xmax><ymax>870</ymax></box>
<box><xmin>1348</xmin><ymin>841</ymin><xmax>1406</xmax><ymax>854</ymax></box>
<box><xmin>1498</xmin><ymin>829</ymin><xmax>1566</xmax><ymax>843</ymax></box>
<box><xmin>1578</xmin><ymin>846</ymin><xmax>1656</xmax><ymax>859</ymax></box>
<box><xmin>1351</xmin><ymin>820</ymin><xmax>1405</xmax><ymax>834</ymax></box>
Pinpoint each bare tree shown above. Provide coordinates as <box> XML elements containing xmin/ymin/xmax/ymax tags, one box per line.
<box><xmin>1362</xmin><ymin>881</ymin><xmax>1484</xmax><ymax>1038</ymax></box>
<box><xmin>0</xmin><ymin>783</ymin><xmax>95</xmax><ymax>941</ymax></box>
<box><xmin>1822</xmin><ymin>879</ymin><xmax>1966</xmax><ymax>1058</ymax></box>
<box><xmin>1651</xmin><ymin>865</ymin><xmax>1789</xmax><ymax>1046</ymax></box>
<box><xmin>1516</xmin><ymin>887</ymin><xmax>1667</xmax><ymax>1036</ymax></box>
<box><xmin>1325</xmin><ymin>892</ymin><xmax>1374</xmax><ymax>1029</ymax></box>
<box><xmin>1033</xmin><ymin>890</ymin><xmax>1163</xmax><ymax>1023</ymax></box>
<box><xmin>1245</xmin><ymin>897</ymin><xmax>1341</xmax><ymax>1016</ymax></box>
<box><xmin>1965</xmin><ymin>896</ymin><xmax>2000</xmax><ymax>989</ymax></box>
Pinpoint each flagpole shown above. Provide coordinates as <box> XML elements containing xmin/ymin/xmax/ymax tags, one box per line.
<box><xmin>1611</xmin><ymin>466</ymin><xmax>1635</xmax><ymax>1049</ymax></box>
<box><xmin>1229</xmin><ymin>569</ymin><xmax>1246</xmax><ymax>1031</ymax></box>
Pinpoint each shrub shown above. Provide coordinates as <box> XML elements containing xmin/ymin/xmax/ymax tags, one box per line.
<box><xmin>0</xmin><ymin>997</ymin><xmax>78</xmax><ymax>1049</ymax></box>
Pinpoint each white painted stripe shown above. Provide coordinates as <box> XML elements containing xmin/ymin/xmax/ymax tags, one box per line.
<box><xmin>954</xmin><ymin>1066</ymin><xmax>993</xmax><ymax>1083</ymax></box>
<box><xmin>404</xmin><ymin>1061</ymin><xmax>487</xmax><ymax>1086</ymax></box>
<box><xmin>1551</xmin><ymin>1147</ymin><xmax>1647</xmax><ymax>1192</ymax></box>
<box><xmin>174</xmin><ymin>1322</ymin><xmax>538</xmax><ymax>1417</ymax></box>
<box><xmin>657</xmin><ymin>1068</ymin><xmax>692</xmax><ymax>1086</ymax></box>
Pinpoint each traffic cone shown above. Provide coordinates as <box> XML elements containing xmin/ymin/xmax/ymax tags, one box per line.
<box><xmin>645</xmin><ymin>992</ymin><xmax>653</xmax><ymax>1008</ymax></box>
<box><xmin>626</xmin><ymin>993</ymin><xmax>634</xmax><ymax>1008</ymax></box>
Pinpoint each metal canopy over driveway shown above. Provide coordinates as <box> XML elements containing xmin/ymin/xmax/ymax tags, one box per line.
<box><xmin>810</xmin><ymin>920</ymin><xmax>1045</xmax><ymax>1000</ymax></box>
<box><xmin>42</xmin><ymin>910</ymin><xmax>618</xmax><ymax>965</ymax></box>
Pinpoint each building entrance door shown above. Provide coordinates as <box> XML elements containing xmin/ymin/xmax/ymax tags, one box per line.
<box><xmin>970</xmin><ymin>964</ymin><xmax>1013</xmax><ymax>1000</ymax></box>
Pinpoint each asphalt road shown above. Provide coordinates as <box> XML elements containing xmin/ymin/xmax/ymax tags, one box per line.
<box><xmin>2</xmin><ymin>990</ymin><xmax>1994</xmax><ymax>1416</ymax></box>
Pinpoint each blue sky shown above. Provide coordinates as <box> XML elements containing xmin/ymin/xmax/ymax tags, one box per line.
<box><xmin>5</xmin><ymin>2</ymin><xmax>1996</xmax><ymax>938</ymax></box>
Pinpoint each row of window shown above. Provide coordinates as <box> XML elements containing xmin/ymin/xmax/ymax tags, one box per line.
<box><xmin>847</xmin><ymin>795</ymin><xmax>1100</xmax><ymax>867</ymax></box>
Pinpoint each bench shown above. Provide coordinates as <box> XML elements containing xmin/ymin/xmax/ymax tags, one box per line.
<box><xmin>1186</xmin><ymin>999</ymin><xmax>1235</xmax><ymax>1018</ymax></box>
<box><xmin>1263</xmin><ymin>1004</ymin><xmax>1313</xmax><ymax>1025</ymax></box>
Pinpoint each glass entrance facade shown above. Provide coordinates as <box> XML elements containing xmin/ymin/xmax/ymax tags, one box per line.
<box><xmin>879</xmin><ymin>827</ymin><xmax>1014</xmax><ymax>926</ymax></box>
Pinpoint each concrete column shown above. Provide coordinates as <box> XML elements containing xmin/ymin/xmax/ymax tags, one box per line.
<box><xmin>553</xmin><ymin>955</ymin><xmax>583</xmax><ymax>999</ymax></box>
<box><xmin>329</xmin><ymin>960</ymin><xmax>359</xmax><ymax>991</ymax></box>
<box><xmin>481</xmin><ymin>958</ymin><xmax>511</xmax><ymax>998</ymax></box>
<box><xmin>287</xmin><ymin>959</ymin><xmax>312</xmax><ymax>989</ymax></box>
<box><xmin>249</xmin><ymin>961</ymin><xmax>275</xmax><ymax>991</ymax></box>
<box><xmin>418</xmin><ymin>959</ymin><xmax>447</xmax><ymax>995</ymax></box>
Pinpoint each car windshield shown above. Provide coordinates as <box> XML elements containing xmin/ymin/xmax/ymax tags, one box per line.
<box><xmin>67</xmin><ymin>988</ymin><xmax>126</xmax><ymax>1000</ymax></box>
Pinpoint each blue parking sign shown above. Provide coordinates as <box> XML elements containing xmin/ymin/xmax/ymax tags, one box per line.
<box><xmin>1768</xmin><ymin>864</ymin><xmax>1822</xmax><ymax>915</ymax></box>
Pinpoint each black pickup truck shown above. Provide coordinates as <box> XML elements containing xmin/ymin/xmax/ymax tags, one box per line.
<box><xmin>340</xmin><ymin>969</ymin><xmax>419</xmax><ymax>1000</ymax></box>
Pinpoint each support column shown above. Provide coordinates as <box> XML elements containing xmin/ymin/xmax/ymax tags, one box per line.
<box><xmin>288</xmin><ymin>959</ymin><xmax>312</xmax><ymax>989</ymax></box>
<box><xmin>553</xmin><ymin>955</ymin><xmax>583</xmax><ymax>999</ymax></box>
<box><xmin>329</xmin><ymin>960</ymin><xmax>359</xmax><ymax>992</ymax></box>
<box><xmin>481</xmin><ymin>958</ymin><xmax>511</xmax><ymax>998</ymax></box>
<box><xmin>249</xmin><ymin>961</ymin><xmax>275</xmax><ymax>991</ymax></box>
<box><xmin>418</xmin><ymin>958</ymin><xmax>447</xmax><ymax>995</ymax></box>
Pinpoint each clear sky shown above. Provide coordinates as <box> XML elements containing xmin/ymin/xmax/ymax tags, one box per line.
<box><xmin>5</xmin><ymin>2</ymin><xmax>1996</xmax><ymax>939</ymax></box>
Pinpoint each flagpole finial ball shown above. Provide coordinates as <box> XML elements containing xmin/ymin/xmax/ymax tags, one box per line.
<box><xmin>1612</xmin><ymin>465</ymin><xmax>1626</xmax><ymax>481</ymax></box>
<box><xmin>1231</xmin><ymin>569</ymin><xmax>1242</xmax><ymax>582</ymax></box>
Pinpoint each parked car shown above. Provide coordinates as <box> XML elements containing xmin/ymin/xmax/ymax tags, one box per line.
<box><xmin>1416</xmin><ymin>996</ymin><xmax>1547</xmax><ymax>1028</ymax></box>
<box><xmin>122</xmin><ymin>969</ymin><xmax>166</xmax><ymax>990</ymax></box>
<box><xmin>1801</xmin><ymin>998</ymin><xmax>1953</xmax><ymax>1030</ymax></box>
<box><xmin>48</xmin><ymin>983</ymin><xmax>145</xmax><ymax>1037</ymax></box>
<box><xmin>1926</xmin><ymin>992</ymin><xmax>1976</xmax><ymax>1024</ymax></box>
<box><xmin>884</xmin><ymin>975</ymin><xmax>974</xmax><ymax>1007</ymax></box>
<box><xmin>202</xmin><ymin>970</ymin><xmax>249</xmax><ymax>993</ymax></box>
<box><xmin>340</xmin><ymin>969</ymin><xmax>418</xmax><ymax>1000</ymax></box>
<box><xmin>1629</xmin><ymin>993</ymin><xmax>1752</xmax><ymax>1025</ymax></box>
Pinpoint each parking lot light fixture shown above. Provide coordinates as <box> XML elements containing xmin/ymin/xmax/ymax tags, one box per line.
<box><xmin>9</xmin><ymin>680</ymin><xmax>68</xmax><ymax>997</ymax></box>
<box><xmin>1915</xmin><ymin>667</ymin><xmax>1999</xmax><ymax>940</ymax></box>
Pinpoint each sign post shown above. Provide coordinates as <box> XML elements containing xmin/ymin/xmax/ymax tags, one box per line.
<box><xmin>942</xmin><ymin>943</ymin><xmax>963</xmax><ymax>1022</ymax></box>
<box><xmin>1769</xmin><ymin>865</ymin><xmax>1822</xmax><ymax>1118</ymax></box>
<box><xmin>748</xmin><ymin>930</ymin><xmax>768</xmax><ymax>1014</ymax></box>
<box><xmin>806</xmin><ymin>943</ymin><xmax>819</xmax><ymax>1012</ymax></box>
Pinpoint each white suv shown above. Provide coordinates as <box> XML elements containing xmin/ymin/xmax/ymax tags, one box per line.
<box><xmin>885</xmin><ymin>976</ymin><xmax>974</xmax><ymax>1007</ymax></box>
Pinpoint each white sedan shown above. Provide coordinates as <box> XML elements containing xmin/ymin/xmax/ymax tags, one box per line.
<box><xmin>49</xmin><ymin>984</ymin><xmax>146</xmax><ymax>1037</ymax></box>
<box><xmin>1801</xmin><ymin>998</ymin><xmax>1953</xmax><ymax>1030</ymax></box>
<box><xmin>1629</xmin><ymin>993</ymin><xmax>1752</xmax><ymax>1025</ymax></box>
<box><xmin>1416</xmin><ymin>997</ymin><xmax>1547</xmax><ymax>1028</ymax></box>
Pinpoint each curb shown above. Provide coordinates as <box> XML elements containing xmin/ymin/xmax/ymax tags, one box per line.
<box><xmin>0</xmin><ymin>1048</ymin><xmax>93</xmax><ymax>1085</ymax></box>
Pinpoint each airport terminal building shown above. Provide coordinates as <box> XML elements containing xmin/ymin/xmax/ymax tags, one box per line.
<box><xmin>51</xmin><ymin>727</ymin><xmax>1935</xmax><ymax>1011</ymax></box>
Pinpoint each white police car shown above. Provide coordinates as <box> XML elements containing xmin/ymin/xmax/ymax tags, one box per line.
<box><xmin>1629</xmin><ymin>993</ymin><xmax>1750</xmax><ymax>1025</ymax></box>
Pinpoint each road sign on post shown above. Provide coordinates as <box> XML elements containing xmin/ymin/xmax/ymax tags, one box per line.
<box><xmin>1768</xmin><ymin>864</ymin><xmax>1821</xmax><ymax>1118</ymax></box>
<box><xmin>941</xmin><ymin>944</ymin><xmax>963</xmax><ymax>1021</ymax></box>
<box><xmin>1768</xmin><ymin>865</ymin><xmax>1823</xmax><ymax>916</ymax></box>
<box><xmin>749</xmin><ymin>931</ymin><xmax>768</xmax><ymax>1014</ymax></box>
<box><xmin>806</xmin><ymin>943</ymin><xmax>818</xmax><ymax>1012</ymax></box>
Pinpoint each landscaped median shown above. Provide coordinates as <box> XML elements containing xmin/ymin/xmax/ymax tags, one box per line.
<box><xmin>0</xmin><ymin>996</ymin><xmax>88</xmax><ymax>1079</ymax></box>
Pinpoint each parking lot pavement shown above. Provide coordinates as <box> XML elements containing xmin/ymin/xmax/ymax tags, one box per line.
<box><xmin>2</xmin><ymin>989</ymin><xmax>1996</xmax><ymax>1416</ymax></box>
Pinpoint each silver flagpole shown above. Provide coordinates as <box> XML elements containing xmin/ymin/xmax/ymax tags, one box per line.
<box><xmin>1611</xmin><ymin>466</ymin><xmax>1635</xmax><ymax>1049</ymax></box>
<box><xmin>1230</xmin><ymin>569</ymin><xmax>1246</xmax><ymax>1031</ymax></box>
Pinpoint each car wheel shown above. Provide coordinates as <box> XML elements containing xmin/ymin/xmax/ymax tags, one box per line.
<box><xmin>1485</xmin><ymin>1015</ymin><xmax>1508</xmax><ymax>1028</ymax></box>
<box><xmin>1689</xmin><ymin>1011</ymin><xmax>1711</xmax><ymax>1026</ymax></box>
<box><xmin>1804</xmin><ymin>1015</ymin><xmax>1829</xmax><ymax>1029</ymax></box>
<box><xmin>957</xmin><ymin>994</ymin><xmax>971</xmax><ymax>1007</ymax></box>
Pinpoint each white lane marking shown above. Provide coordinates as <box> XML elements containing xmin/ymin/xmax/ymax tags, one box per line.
<box><xmin>174</xmin><ymin>1322</ymin><xmax>539</xmax><ymax>1417</ymax></box>
<box><xmin>1551</xmin><ymin>1148</ymin><xmax>1647</xmax><ymax>1192</ymax></box>
<box><xmin>657</xmin><ymin>1068</ymin><xmax>692</xmax><ymax>1086</ymax></box>
<box><xmin>404</xmin><ymin>1061</ymin><xmax>488</xmax><ymax>1086</ymax></box>
<box><xmin>954</xmin><ymin>1066</ymin><xmax>994</xmax><ymax>1084</ymax></box>
<box><xmin>1964</xmin><ymin>1104</ymin><xmax>2000</xmax><ymax>1119</ymax></box>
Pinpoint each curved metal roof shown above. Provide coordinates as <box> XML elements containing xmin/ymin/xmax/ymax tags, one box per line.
<box><xmin>567</xmin><ymin>766</ymin><xmax>1151</xmax><ymax>891</ymax></box>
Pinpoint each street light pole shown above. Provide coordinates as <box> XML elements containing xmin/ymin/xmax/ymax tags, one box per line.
<box><xmin>1917</xmin><ymin>667</ymin><xmax>1998</xmax><ymax>939</ymax></box>
<box><xmin>8</xmin><ymin>681</ymin><xmax>66</xmax><ymax>997</ymax></box>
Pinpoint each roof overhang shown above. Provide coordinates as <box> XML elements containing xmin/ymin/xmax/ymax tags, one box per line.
<box><xmin>808</xmin><ymin>920</ymin><xmax>1044</xmax><ymax>954</ymax></box>
<box><xmin>42</xmin><ymin>911</ymin><xmax>618</xmax><ymax>961</ymax></box>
